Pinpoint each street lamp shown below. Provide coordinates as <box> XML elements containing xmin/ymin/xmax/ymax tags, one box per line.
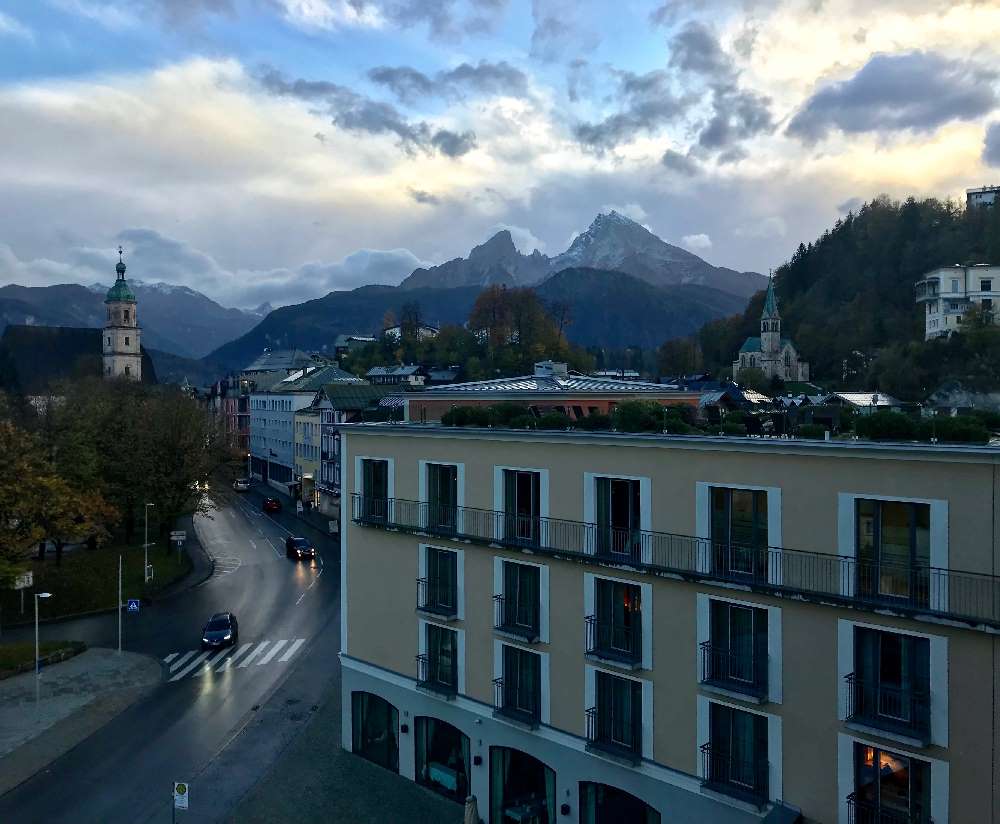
<box><xmin>35</xmin><ymin>592</ymin><xmax>52</xmax><ymax>705</ymax></box>
<box><xmin>247</xmin><ymin>451</ymin><xmax>252</xmax><ymax>480</ymax></box>
<box><xmin>144</xmin><ymin>503</ymin><xmax>155</xmax><ymax>583</ymax></box>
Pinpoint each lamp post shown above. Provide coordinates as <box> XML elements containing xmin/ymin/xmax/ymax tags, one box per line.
<box><xmin>247</xmin><ymin>451</ymin><xmax>251</xmax><ymax>480</ymax></box>
<box><xmin>144</xmin><ymin>502</ymin><xmax>155</xmax><ymax>583</ymax></box>
<box><xmin>35</xmin><ymin>592</ymin><xmax>52</xmax><ymax>705</ymax></box>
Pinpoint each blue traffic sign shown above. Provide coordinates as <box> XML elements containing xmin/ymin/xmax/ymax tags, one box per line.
<box><xmin>127</xmin><ymin>599</ymin><xmax>140</xmax><ymax>614</ymax></box>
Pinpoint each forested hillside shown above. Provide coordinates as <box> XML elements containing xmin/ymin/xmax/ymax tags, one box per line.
<box><xmin>693</xmin><ymin>196</ymin><xmax>1000</xmax><ymax>399</ymax></box>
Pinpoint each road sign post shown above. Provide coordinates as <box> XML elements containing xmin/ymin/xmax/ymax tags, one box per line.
<box><xmin>171</xmin><ymin>531</ymin><xmax>186</xmax><ymax>563</ymax></box>
<box><xmin>173</xmin><ymin>781</ymin><xmax>189</xmax><ymax>822</ymax></box>
<box><xmin>127</xmin><ymin>599</ymin><xmax>140</xmax><ymax>614</ymax></box>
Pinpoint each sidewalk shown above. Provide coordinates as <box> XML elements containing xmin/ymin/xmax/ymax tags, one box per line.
<box><xmin>0</xmin><ymin>647</ymin><xmax>161</xmax><ymax>795</ymax></box>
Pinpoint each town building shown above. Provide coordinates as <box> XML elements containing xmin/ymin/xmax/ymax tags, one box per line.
<box><xmin>966</xmin><ymin>185</ymin><xmax>1000</xmax><ymax>208</ymax></box>
<box><xmin>384</xmin><ymin>323</ymin><xmax>439</xmax><ymax>342</ymax></box>
<box><xmin>405</xmin><ymin>361</ymin><xmax>700</xmax><ymax>423</ymax></box>
<box><xmin>103</xmin><ymin>247</ymin><xmax>142</xmax><ymax>381</ymax></box>
<box><xmin>293</xmin><ymin>406</ymin><xmax>322</xmax><ymax>507</ymax></box>
<box><xmin>915</xmin><ymin>264</ymin><xmax>1000</xmax><ymax>340</ymax></box>
<box><xmin>249</xmin><ymin>363</ymin><xmax>363</xmax><ymax>494</ymax></box>
<box><xmin>732</xmin><ymin>281</ymin><xmax>810</xmax><ymax>384</ymax></box>
<box><xmin>366</xmin><ymin>365</ymin><xmax>427</xmax><ymax>388</ymax></box>
<box><xmin>334</xmin><ymin>334</ymin><xmax>377</xmax><ymax>360</ymax></box>
<box><xmin>340</xmin><ymin>424</ymin><xmax>1000</xmax><ymax>824</ymax></box>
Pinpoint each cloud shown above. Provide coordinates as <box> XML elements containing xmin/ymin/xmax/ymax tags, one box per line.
<box><xmin>985</xmin><ymin>123</ymin><xmax>1000</xmax><ymax>167</ymax></box>
<box><xmin>566</xmin><ymin>58</ymin><xmax>589</xmax><ymax>103</ymax></box>
<box><xmin>734</xmin><ymin>216</ymin><xmax>787</xmax><ymax>239</ymax></box>
<box><xmin>493</xmin><ymin>223</ymin><xmax>544</xmax><ymax>253</ymax></box>
<box><xmin>0</xmin><ymin>11</ymin><xmax>34</xmax><ymax>40</ymax></box>
<box><xmin>257</xmin><ymin>65</ymin><xmax>477</xmax><ymax>157</ymax></box>
<box><xmin>661</xmin><ymin>149</ymin><xmax>699</xmax><ymax>176</ymax></box>
<box><xmin>276</xmin><ymin>0</ymin><xmax>507</xmax><ymax>37</ymax></box>
<box><xmin>601</xmin><ymin>203</ymin><xmax>648</xmax><ymax>223</ymax></box>
<box><xmin>681</xmin><ymin>233</ymin><xmax>712</xmax><ymax>251</ymax></box>
<box><xmin>408</xmin><ymin>188</ymin><xmax>441</xmax><ymax>205</ymax></box>
<box><xmin>50</xmin><ymin>0</ymin><xmax>230</xmax><ymax>28</ymax></box>
<box><xmin>0</xmin><ymin>230</ymin><xmax>431</xmax><ymax>308</ymax></box>
<box><xmin>530</xmin><ymin>0</ymin><xmax>598</xmax><ymax>62</ymax></box>
<box><xmin>837</xmin><ymin>196</ymin><xmax>864</xmax><ymax>213</ymax></box>
<box><xmin>368</xmin><ymin>60</ymin><xmax>529</xmax><ymax>104</ymax></box>
<box><xmin>788</xmin><ymin>51</ymin><xmax>998</xmax><ymax>143</ymax></box>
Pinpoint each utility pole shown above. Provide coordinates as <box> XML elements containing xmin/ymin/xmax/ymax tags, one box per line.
<box><xmin>118</xmin><ymin>554</ymin><xmax>123</xmax><ymax>655</ymax></box>
<box><xmin>144</xmin><ymin>502</ymin><xmax>155</xmax><ymax>583</ymax></box>
<box><xmin>35</xmin><ymin>592</ymin><xmax>52</xmax><ymax>706</ymax></box>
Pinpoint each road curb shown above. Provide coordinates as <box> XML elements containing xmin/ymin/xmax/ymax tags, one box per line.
<box><xmin>0</xmin><ymin>641</ymin><xmax>87</xmax><ymax>681</ymax></box>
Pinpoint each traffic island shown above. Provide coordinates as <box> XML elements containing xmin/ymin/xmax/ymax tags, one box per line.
<box><xmin>0</xmin><ymin>647</ymin><xmax>162</xmax><ymax>796</ymax></box>
<box><xmin>0</xmin><ymin>641</ymin><xmax>86</xmax><ymax>680</ymax></box>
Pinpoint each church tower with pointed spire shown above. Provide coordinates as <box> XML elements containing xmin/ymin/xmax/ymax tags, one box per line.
<box><xmin>760</xmin><ymin>277</ymin><xmax>780</xmax><ymax>356</ymax></box>
<box><xmin>103</xmin><ymin>247</ymin><xmax>141</xmax><ymax>381</ymax></box>
<box><xmin>732</xmin><ymin>275</ymin><xmax>810</xmax><ymax>385</ymax></box>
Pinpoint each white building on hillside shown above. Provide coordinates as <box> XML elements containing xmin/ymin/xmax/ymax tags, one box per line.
<box><xmin>915</xmin><ymin>264</ymin><xmax>1000</xmax><ymax>340</ymax></box>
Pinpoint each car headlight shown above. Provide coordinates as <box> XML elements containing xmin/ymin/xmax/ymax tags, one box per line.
<box><xmin>223</xmin><ymin>632</ymin><xmax>232</xmax><ymax>640</ymax></box>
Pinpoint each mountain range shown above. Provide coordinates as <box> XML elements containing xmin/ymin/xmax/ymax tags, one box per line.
<box><xmin>0</xmin><ymin>281</ymin><xmax>263</xmax><ymax>359</ymax></box>
<box><xmin>400</xmin><ymin>211</ymin><xmax>766</xmax><ymax>299</ymax></box>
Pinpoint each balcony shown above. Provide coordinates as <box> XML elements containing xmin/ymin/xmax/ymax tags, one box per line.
<box><xmin>351</xmin><ymin>494</ymin><xmax>1000</xmax><ymax>631</ymax></box>
<box><xmin>700</xmin><ymin>641</ymin><xmax>767</xmax><ymax>700</ymax></box>
<box><xmin>585</xmin><ymin>616</ymin><xmax>642</xmax><ymax>668</ymax></box>
<box><xmin>492</xmin><ymin>677</ymin><xmax>540</xmax><ymax>728</ymax></box>
<box><xmin>416</xmin><ymin>577</ymin><xmax>458</xmax><ymax>619</ymax></box>
<box><xmin>415</xmin><ymin>653</ymin><xmax>457</xmax><ymax>698</ymax></box>
<box><xmin>844</xmin><ymin>674</ymin><xmax>931</xmax><ymax>743</ymax></box>
<box><xmin>493</xmin><ymin>595</ymin><xmax>540</xmax><ymax>642</ymax></box>
<box><xmin>847</xmin><ymin>792</ymin><xmax>931</xmax><ymax>824</ymax></box>
<box><xmin>700</xmin><ymin>742</ymin><xmax>769</xmax><ymax>808</ymax></box>
<box><xmin>914</xmin><ymin>280</ymin><xmax>940</xmax><ymax>302</ymax></box>
<box><xmin>585</xmin><ymin>706</ymin><xmax>642</xmax><ymax>765</ymax></box>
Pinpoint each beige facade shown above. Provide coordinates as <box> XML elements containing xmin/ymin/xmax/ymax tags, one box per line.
<box><xmin>340</xmin><ymin>425</ymin><xmax>1000</xmax><ymax>823</ymax></box>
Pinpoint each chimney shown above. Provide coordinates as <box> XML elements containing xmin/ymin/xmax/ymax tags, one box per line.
<box><xmin>534</xmin><ymin>360</ymin><xmax>568</xmax><ymax>378</ymax></box>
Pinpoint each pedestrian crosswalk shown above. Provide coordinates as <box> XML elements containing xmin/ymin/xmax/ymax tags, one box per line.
<box><xmin>163</xmin><ymin>638</ymin><xmax>306</xmax><ymax>682</ymax></box>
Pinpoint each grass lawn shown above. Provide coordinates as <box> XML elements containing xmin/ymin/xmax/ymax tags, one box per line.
<box><xmin>0</xmin><ymin>641</ymin><xmax>75</xmax><ymax>671</ymax></box>
<box><xmin>0</xmin><ymin>543</ymin><xmax>192</xmax><ymax>624</ymax></box>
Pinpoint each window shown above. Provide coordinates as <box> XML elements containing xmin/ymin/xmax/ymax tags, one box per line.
<box><xmin>495</xmin><ymin>644</ymin><xmax>541</xmax><ymax>725</ymax></box>
<box><xmin>107</xmin><ymin>336</ymin><xmax>111</xmax><ymax>346</ymax></box>
<box><xmin>950</xmin><ymin>278</ymin><xmax>960</xmax><ymax>293</ymax></box>
<box><xmin>983</xmin><ymin>298</ymin><xmax>994</xmax><ymax>313</ymax></box>
<box><xmin>856</xmin><ymin>500</ymin><xmax>930</xmax><ymax>605</ymax></box>
<box><xmin>123</xmin><ymin>310</ymin><xmax>129</xmax><ymax>323</ymax></box>
<box><xmin>489</xmin><ymin>747</ymin><xmax>556</xmax><ymax>824</ymax></box>
<box><xmin>981</xmin><ymin>279</ymin><xmax>992</xmax><ymax>292</ymax></box>
<box><xmin>850</xmin><ymin>744</ymin><xmax>930</xmax><ymax>824</ymax></box>
<box><xmin>427</xmin><ymin>463</ymin><xmax>458</xmax><ymax>533</ymax></box>
<box><xmin>502</xmin><ymin>469</ymin><xmax>541</xmax><ymax>545</ymax></box>
<box><xmin>848</xmin><ymin>628</ymin><xmax>930</xmax><ymax>739</ymax></box>
<box><xmin>418</xmin><ymin>623</ymin><xmax>458</xmax><ymax>696</ymax></box>
<box><xmin>587</xmin><ymin>579</ymin><xmax>642</xmax><ymax>665</ymax></box>
<box><xmin>414</xmin><ymin>717</ymin><xmax>470</xmax><ymax>801</ymax></box>
<box><xmin>580</xmin><ymin>784</ymin><xmax>660</xmax><ymax>824</ymax></box>
<box><xmin>595</xmin><ymin>477</ymin><xmax>642</xmax><ymax>561</ymax></box>
<box><xmin>702</xmin><ymin>703</ymin><xmax>768</xmax><ymax>804</ymax></box>
<box><xmin>587</xmin><ymin>671</ymin><xmax>642</xmax><ymax>761</ymax></box>
<box><xmin>495</xmin><ymin>562</ymin><xmax>540</xmax><ymax>641</ymax></box>
<box><xmin>124</xmin><ymin>336</ymin><xmax>129</xmax><ymax>346</ymax></box>
<box><xmin>124</xmin><ymin>365</ymin><xmax>131</xmax><ymax>377</ymax></box>
<box><xmin>419</xmin><ymin>547</ymin><xmax>458</xmax><ymax>618</ymax></box>
<box><xmin>360</xmin><ymin>459</ymin><xmax>389</xmax><ymax>521</ymax></box>
<box><xmin>702</xmin><ymin>601</ymin><xmax>767</xmax><ymax>698</ymax></box>
<box><xmin>710</xmin><ymin>488</ymin><xmax>768</xmax><ymax>581</ymax></box>
<box><xmin>351</xmin><ymin>692</ymin><xmax>399</xmax><ymax>772</ymax></box>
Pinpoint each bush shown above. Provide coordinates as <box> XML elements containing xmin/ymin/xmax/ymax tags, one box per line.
<box><xmin>507</xmin><ymin>414</ymin><xmax>537</xmax><ymax>430</ymax></box>
<box><xmin>967</xmin><ymin>409</ymin><xmax>1000</xmax><ymax>431</ymax></box>
<box><xmin>796</xmin><ymin>423</ymin><xmax>827</xmax><ymax>439</ymax></box>
<box><xmin>537</xmin><ymin>411</ymin><xmax>571</xmax><ymax>430</ymax></box>
<box><xmin>854</xmin><ymin>411</ymin><xmax>917</xmax><ymax>441</ymax></box>
<box><xmin>488</xmin><ymin>403</ymin><xmax>532</xmax><ymax>426</ymax></box>
<box><xmin>918</xmin><ymin>415</ymin><xmax>990</xmax><ymax>444</ymax></box>
<box><xmin>575</xmin><ymin>413</ymin><xmax>612</xmax><ymax>431</ymax></box>
<box><xmin>441</xmin><ymin>405</ymin><xmax>491</xmax><ymax>427</ymax></box>
<box><xmin>720</xmin><ymin>421</ymin><xmax>747</xmax><ymax>436</ymax></box>
<box><xmin>612</xmin><ymin>400</ymin><xmax>664</xmax><ymax>433</ymax></box>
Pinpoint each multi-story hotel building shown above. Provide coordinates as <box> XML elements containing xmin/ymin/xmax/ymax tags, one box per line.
<box><xmin>339</xmin><ymin>424</ymin><xmax>1000</xmax><ymax>824</ymax></box>
<box><xmin>915</xmin><ymin>263</ymin><xmax>1000</xmax><ymax>340</ymax></box>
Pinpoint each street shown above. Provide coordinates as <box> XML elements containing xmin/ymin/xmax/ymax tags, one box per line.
<box><xmin>0</xmin><ymin>491</ymin><xmax>341</xmax><ymax>823</ymax></box>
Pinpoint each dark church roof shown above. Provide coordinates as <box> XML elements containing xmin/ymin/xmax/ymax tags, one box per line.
<box><xmin>738</xmin><ymin>336</ymin><xmax>795</xmax><ymax>354</ymax></box>
<box><xmin>0</xmin><ymin>325</ymin><xmax>156</xmax><ymax>394</ymax></box>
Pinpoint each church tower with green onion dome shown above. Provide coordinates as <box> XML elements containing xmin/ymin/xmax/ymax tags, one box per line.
<box><xmin>103</xmin><ymin>246</ymin><xmax>141</xmax><ymax>381</ymax></box>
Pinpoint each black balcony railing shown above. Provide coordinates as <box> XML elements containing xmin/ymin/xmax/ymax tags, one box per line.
<box><xmin>493</xmin><ymin>677</ymin><xmax>540</xmax><ymax>727</ymax></box>
<box><xmin>700</xmin><ymin>742</ymin><xmax>769</xmax><ymax>807</ymax></box>
<box><xmin>351</xmin><ymin>494</ymin><xmax>1000</xmax><ymax>629</ymax></box>
<box><xmin>585</xmin><ymin>615</ymin><xmax>642</xmax><ymax>666</ymax></box>
<box><xmin>700</xmin><ymin>641</ymin><xmax>767</xmax><ymax>698</ymax></box>
<box><xmin>844</xmin><ymin>674</ymin><xmax>931</xmax><ymax>740</ymax></box>
<box><xmin>846</xmin><ymin>792</ymin><xmax>931</xmax><ymax>824</ymax></box>
<box><xmin>493</xmin><ymin>595</ymin><xmax>540</xmax><ymax>642</ymax></box>
<box><xmin>416</xmin><ymin>577</ymin><xmax>458</xmax><ymax>618</ymax></box>
<box><xmin>415</xmin><ymin>653</ymin><xmax>457</xmax><ymax>697</ymax></box>
<box><xmin>585</xmin><ymin>706</ymin><xmax>642</xmax><ymax>763</ymax></box>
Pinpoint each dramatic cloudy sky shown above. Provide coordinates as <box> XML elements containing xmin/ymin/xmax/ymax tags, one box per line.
<box><xmin>1</xmin><ymin>0</ymin><xmax>998</xmax><ymax>308</ymax></box>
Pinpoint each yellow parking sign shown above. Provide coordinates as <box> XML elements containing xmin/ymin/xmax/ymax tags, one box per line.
<box><xmin>173</xmin><ymin>782</ymin><xmax>189</xmax><ymax>810</ymax></box>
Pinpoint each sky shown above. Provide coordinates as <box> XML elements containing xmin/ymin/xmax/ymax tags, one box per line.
<box><xmin>0</xmin><ymin>0</ymin><xmax>998</xmax><ymax>309</ymax></box>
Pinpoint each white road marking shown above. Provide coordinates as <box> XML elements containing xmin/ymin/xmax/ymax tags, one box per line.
<box><xmin>249</xmin><ymin>539</ymin><xmax>257</xmax><ymax>551</ymax></box>
<box><xmin>169</xmin><ymin>651</ymin><xmax>211</xmax><ymax>682</ymax></box>
<box><xmin>238</xmin><ymin>641</ymin><xmax>270</xmax><ymax>668</ymax></box>
<box><xmin>278</xmin><ymin>639</ymin><xmax>305</xmax><ymax>662</ymax></box>
<box><xmin>163</xmin><ymin>652</ymin><xmax>178</xmax><ymax>665</ymax></box>
<box><xmin>295</xmin><ymin>592</ymin><xmax>306</xmax><ymax>605</ymax></box>
<box><xmin>205</xmin><ymin>647</ymin><xmax>233</xmax><ymax>668</ymax></box>
<box><xmin>216</xmin><ymin>642</ymin><xmax>253</xmax><ymax>672</ymax></box>
<box><xmin>169</xmin><ymin>650</ymin><xmax>195</xmax><ymax>672</ymax></box>
<box><xmin>257</xmin><ymin>640</ymin><xmax>287</xmax><ymax>665</ymax></box>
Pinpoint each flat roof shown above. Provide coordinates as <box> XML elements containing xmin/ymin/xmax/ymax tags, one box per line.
<box><xmin>338</xmin><ymin>421</ymin><xmax>1000</xmax><ymax>462</ymax></box>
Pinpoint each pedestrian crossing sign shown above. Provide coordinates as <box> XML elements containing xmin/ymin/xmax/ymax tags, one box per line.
<box><xmin>173</xmin><ymin>782</ymin><xmax>189</xmax><ymax>810</ymax></box>
<box><xmin>127</xmin><ymin>599</ymin><xmax>140</xmax><ymax>613</ymax></box>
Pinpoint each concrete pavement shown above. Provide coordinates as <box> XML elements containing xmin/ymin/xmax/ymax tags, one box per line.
<box><xmin>0</xmin><ymin>648</ymin><xmax>161</xmax><ymax>795</ymax></box>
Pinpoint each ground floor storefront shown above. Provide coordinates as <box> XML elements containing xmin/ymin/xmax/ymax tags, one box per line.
<box><xmin>342</xmin><ymin>658</ymin><xmax>767</xmax><ymax>824</ymax></box>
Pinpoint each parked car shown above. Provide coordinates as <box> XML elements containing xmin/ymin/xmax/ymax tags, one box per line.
<box><xmin>233</xmin><ymin>478</ymin><xmax>251</xmax><ymax>492</ymax></box>
<box><xmin>262</xmin><ymin>497</ymin><xmax>281</xmax><ymax>513</ymax></box>
<box><xmin>286</xmin><ymin>536</ymin><xmax>316</xmax><ymax>560</ymax></box>
<box><xmin>201</xmin><ymin>612</ymin><xmax>238</xmax><ymax>650</ymax></box>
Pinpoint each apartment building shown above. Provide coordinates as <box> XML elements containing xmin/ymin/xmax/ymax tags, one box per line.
<box><xmin>339</xmin><ymin>424</ymin><xmax>1000</xmax><ymax>823</ymax></box>
<box><xmin>915</xmin><ymin>263</ymin><xmax>1000</xmax><ymax>340</ymax></box>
